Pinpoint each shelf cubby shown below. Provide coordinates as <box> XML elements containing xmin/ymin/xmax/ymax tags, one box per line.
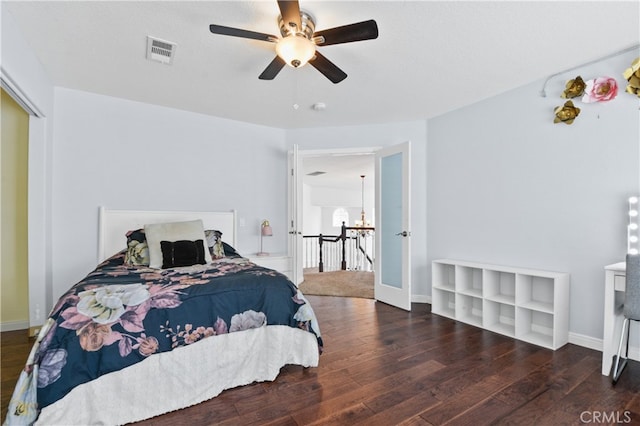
<box><xmin>484</xmin><ymin>300</ymin><xmax>516</xmax><ymax>338</ymax></box>
<box><xmin>431</xmin><ymin>288</ymin><xmax>456</xmax><ymax>320</ymax></box>
<box><xmin>516</xmin><ymin>274</ymin><xmax>555</xmax><ymax>313</ymax></box>
<box><xmin>516</xmin><ymin>307</ymin><xmax>554</xmax><ymax>348</ymax></box>
<box><xmin>456</xmin><ymin>294</ymin><xmax>483</xmax><ymax>327</ymax></box>
<box><xmin>456</xmin><ymin>265</ymin><xmax>483</xmax><ymax>297</ymax></box>
<box><xmin>432</xmin><ymin>259</ymin><xmax>569</xmax><ymax>350</ymax></box>
<box><xmin>483</xmin><ymin>270</ymin><xmax>516</xmax><ymax>305</ymax></box>
<box><xmin>432</xmin><ymin>262</ymin><xmax>456</xmax><ymax>291</ymax></box>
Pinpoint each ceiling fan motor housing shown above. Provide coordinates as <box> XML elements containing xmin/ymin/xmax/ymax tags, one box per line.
<box><xmin>279</xmin><ymin>10</ymin><xmax>315</xmax><ymax>39</ymax></box>
<box><xmin>276</xmin><ymin>11</ymin><xmax>317</xmax><ymax>67</ymax></box>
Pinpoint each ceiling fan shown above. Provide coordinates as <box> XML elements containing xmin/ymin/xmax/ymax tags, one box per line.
<box><xmin>209</xmin><ymin>0</ymin><xmax>378</xmax><ymax>84</ymax></box>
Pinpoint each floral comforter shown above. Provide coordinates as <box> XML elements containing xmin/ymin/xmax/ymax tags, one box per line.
<box><xmin>5</xmin><ymin>252</ymin><xmax>322</xmax><ymax>424</ymax></box>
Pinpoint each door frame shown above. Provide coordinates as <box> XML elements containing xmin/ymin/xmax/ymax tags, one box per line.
<box><xmin>1</xmin><ymin>71</ymin><xmax>49</xmax><ymax>333</ymax></box>
<box><xmin>288</xmin><ymin>146</ymin><xmax>380</xmax><ymax>285</ymax></box>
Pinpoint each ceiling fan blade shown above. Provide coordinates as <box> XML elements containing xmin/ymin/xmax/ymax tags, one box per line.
<box><xmin>313</xmin><ymin>20</ymin><xmax>379</xmax><ymax>46</ymax></box>
<box><xmin>309</xmin><ymin>51</ymin><xmax>347</xmax><ymax>84</ymax></box>
<box><xmin>209</xmin><ymin>24</ymin><xmax>278</xmax><ymax>43</ymax></box>
<box><xmin>259</xmin><ymin>56</ymin><xmax>286</xmax><ymax>80</ymax></box>
<box><xmin>277</xmin><ymin>0</ymin><xmax>302</xmax><ymax>34</ymax></box>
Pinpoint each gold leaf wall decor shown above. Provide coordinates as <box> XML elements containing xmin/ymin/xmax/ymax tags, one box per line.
<box><xmin>623</xmin><ymin>57</ymin><xmax>640</xmax><ymax>97</ymax></box>
<box><xmin>561</xmin><ymin>76</ymin><xmax>586</xmax><ymax>99</ymax></box>
<box><xmin>554</xmin><ymin>100</ymin><xmax>581</xmax><ymax>124</ymax></box>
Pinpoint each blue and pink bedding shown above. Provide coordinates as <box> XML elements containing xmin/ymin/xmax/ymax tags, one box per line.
<box><xmin>5</xmin><ymin>251</ymin><xmax>322</xmax><ymax>425</ymax></box>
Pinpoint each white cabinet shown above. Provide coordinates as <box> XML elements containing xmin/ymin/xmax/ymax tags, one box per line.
<box><xmin>432</xmin><ymin>259</ymin><xmax>570</xmax><ymax>350</ymax></box>
<box><xmin>248</xmin><ymin>254</ymin><xmax>293</xmax><ymax>282</ymax></box>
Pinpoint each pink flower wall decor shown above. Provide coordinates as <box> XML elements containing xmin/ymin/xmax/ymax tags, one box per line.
<box><xmin>581</xmin><ymin>77</ymin><xmax>618</xmax><ymax>103</ymax></box>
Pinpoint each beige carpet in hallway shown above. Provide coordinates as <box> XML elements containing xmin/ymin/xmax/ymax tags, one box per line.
<box><xmin>298</xmin><ymin>269</ymin><xmax>374</xmax><ymax>299</ymax></box>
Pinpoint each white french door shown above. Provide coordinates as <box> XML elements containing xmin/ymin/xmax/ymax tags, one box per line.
<box><xmin>374</xmin><ymin>141</ymin><xmax>411</xmax><ymax>311</ymax></box>
<box><xmin>287</xmin><ymin>144</ymin><xmax>304</xmax><ymax>285</ymax></box>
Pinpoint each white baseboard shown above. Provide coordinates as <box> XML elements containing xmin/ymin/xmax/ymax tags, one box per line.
<box><xmin>412</xmin><ymin>295</ymin><xmax>431</xmax><ymax>304</ymax></box>
<box><xmin>558</xmin><ymin>332</ymin><xmax>640</xmax><ymax>361</ymax></box>
<box><xmin>0</xmin><ymin>320</ymin><xmax>29</xmax><ymax>332</ymax></box>
<box><xmin>568</xmin><ymin>332</ymin><xmax>603</xmax><ymax>352</ymax></box>
<box><xmin>420</xmin><ymin>313</ymin><xmax>638</xmax><ymax>358</ymax></box>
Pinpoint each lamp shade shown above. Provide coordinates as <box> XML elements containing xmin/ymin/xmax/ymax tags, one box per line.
<box><xmin>275</xmin><ymin>35</ymin><xmax>316</xmax><ymax>68</ymax></box>
<box><xmin>261</xmin><ymin>220</ymin><xmax>273</xmax><ymax>236</ymax></box>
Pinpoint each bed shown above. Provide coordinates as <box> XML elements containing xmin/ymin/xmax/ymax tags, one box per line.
<box><xmin>5</xmin><ymin>208</ymin><xmax>322</xmax><ymax>426</ymax></box>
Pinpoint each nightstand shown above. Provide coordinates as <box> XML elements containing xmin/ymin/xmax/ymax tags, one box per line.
<box><xmin>248</xmin><ymin>253</ymin><xmax>293</xmax><ymax>281</ymax></box>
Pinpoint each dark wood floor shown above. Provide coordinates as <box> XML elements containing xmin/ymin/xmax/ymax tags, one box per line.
<box><xmin>3</xmin><ymin>296</ymin><xmax>640</xmax><ymax>425</ymax></box>
<box><xmin>1</xmin><ymin>327</ymin><xmax>35</xmax><ymax>423</ymax></box>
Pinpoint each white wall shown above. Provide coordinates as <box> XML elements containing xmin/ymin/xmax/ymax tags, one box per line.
<box><xmin>310</xmin><ymin>186</ymin><xmax>361</xmax><ymax>209</ymax></box>
<box><xmin>317</xmin><ymin>206</ymin><xmax>345</xmax><ymax>236</ymax></box>
<box><xmin>427</xmin><ymin>50</ymin><xmax>640</xmax><ymax>341</ymax></box>
<box><xmin>1</xmin><ymin>5</ymin><xmax>55</xmax><ymax>325</ymax></box>
<box><xmin>302</xmin><ymin>183</ymin><xmax>321</xmax><ymax>235</ymax></box>
<box><xmin>51</xmin><ymin>88</ymin><xmax>288</xmax><ymax>300</ymax></box>
<box><xmin>287</xmin><ymin>121</ymin><xmax>429</xmax><ymax>297</ymax></box>
<box><xmin>308</xmin><ymin>184</ymin><xmax>374</xmax><ymax>235</ymax></box>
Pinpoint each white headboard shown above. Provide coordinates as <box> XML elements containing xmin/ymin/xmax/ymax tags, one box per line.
<box><xmin>98</xmin><ymin>207</ymin><xmax>237</xmax><ymax>262</ymax></box>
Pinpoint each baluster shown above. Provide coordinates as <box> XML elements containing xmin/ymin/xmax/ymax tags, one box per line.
<box><xmin>318</xmin><ymin>234</ymin><xmax>324</xmax><ymax>273</ymax></box>
<box><xmin>340</xmin><ymin>222</ymin><xmax>347</xmax><ymax>271</ymax></box>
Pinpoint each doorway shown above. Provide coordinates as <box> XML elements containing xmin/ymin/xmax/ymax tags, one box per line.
<box><xmin>290</xmin><ymin>142</ymin><xmax>413</xmax><ymax>311</ymax></box>
<box><xmin>297</xmin><ymin>148</ymin><xmax>376</xmax><ymax>298</ymax></box>
<box><xmin>1</xmin><ymin>88</ymin><xmax>30</xmax><ymax>330</ymax></box>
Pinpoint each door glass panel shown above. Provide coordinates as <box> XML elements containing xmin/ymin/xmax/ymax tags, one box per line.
<box><xmin>381</xmin><ymin>152</ymin><xmax>402</xmax><ymax>288</ymax></box>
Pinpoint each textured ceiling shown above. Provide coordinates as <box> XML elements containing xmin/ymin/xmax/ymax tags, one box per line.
<box><xmin>4</xmin><ymin>1</ymin><xmax>639</xmax><ymax>130</ymax></box>
<box><xmin>302</xmin><ymin>152</ymin><xmax>374</xmax><ymax>191</ymax></box>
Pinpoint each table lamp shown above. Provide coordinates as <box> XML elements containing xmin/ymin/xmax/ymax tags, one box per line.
<box><xmin>257</xmin><ymin>219</ymin><xmax>273</xmax><ymax>256</ymax></box>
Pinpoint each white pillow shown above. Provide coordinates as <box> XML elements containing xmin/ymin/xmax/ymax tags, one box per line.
<box><xmin>144</xmin><ymin>219</ymin><xmax>212</xmax><ymax>268</ymax></box>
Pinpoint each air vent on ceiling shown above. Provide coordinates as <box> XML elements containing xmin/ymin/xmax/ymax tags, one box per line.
<box><xmin>307</xmin><ymin>171</ymin><xmax>326</xmax><ymax>176</ymax></box>
<box><xmin>146</xmin><ymin>36</ymin><xmax>177</xmax><ymax>65</ymax></box>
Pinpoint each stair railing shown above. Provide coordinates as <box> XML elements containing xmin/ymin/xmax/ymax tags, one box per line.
<box><xmin>302</xmin><ymin>222</ymin><xmax>375</xmax><ymax>272</ymax></box>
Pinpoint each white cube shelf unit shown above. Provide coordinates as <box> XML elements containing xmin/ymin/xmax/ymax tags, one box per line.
<box><xmin>431</xmin><ymin>259</ymin><xmax>570</xmax><ymax>350</ymax></box>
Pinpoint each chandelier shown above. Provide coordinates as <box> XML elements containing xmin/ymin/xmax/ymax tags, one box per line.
<box><xmin>355</xmin><ymin>175</ymin><xmax>371</xmax><ymax>229</ymax></box>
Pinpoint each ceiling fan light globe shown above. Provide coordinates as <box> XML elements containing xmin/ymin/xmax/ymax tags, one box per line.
<box><xmin>276</xmin><ymin>35</ymin><xmax>316</xmax><ymax>68</ymax></box>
